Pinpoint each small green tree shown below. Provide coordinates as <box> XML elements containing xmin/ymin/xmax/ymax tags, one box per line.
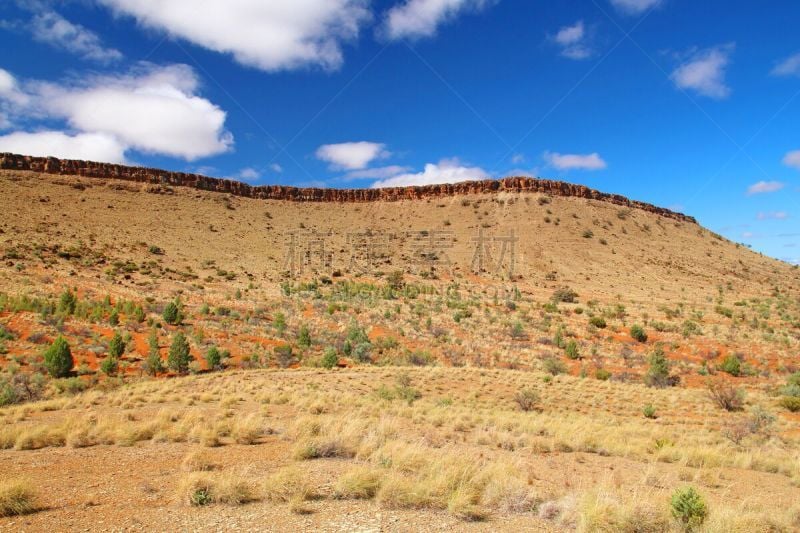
<box><xmin>133</xmin><ymin>305</ymin><xmax>145</xmax><ymax>323</ymax></box>
<box><xmin>297</xmin><ymin>324</ymin><xmax>311</xmax><ymax>348</ymax></box>
<box><xmin>162</xmin><ymin>300</ymin><xmax>182</xmax><ymax>326</ymax></box>
<box><xmin>645</xmin><ymin>345</ymin><xmax>672</xmax><ymax>388</ymax></box>
<box><xmin>100</xmin><ymin>356</ymin><xmax>118</xmax><ymax>376</ymax></box>
<box><xmin>167</xmin><ymin>332</ymin><xmax>191</xmax><ymax>374</ymax></box>
<box><xmin>58</xmin><ymin>288</ymin><xmax>77</xmax><ymax>315</ymax></box>
<box><xmin>108</xmin><ymin>309</ymin><xmax>119</xmax><ymax>326</ymax></box>
<box><xmin>565</xmin><ymin>340</ymin><xmax>580</xmax><ymax>360</ymax></box>
<box><xmin>274</xmin><ymin>345</ymin><xmax>294</xmax><ymax>368</ymax></box>
<box><xmin>44</xmin><ymin>335</ymin><xmax>73</xmax><ymax>378</ymax></box>
<box><xmin>630</xmin><ymin>324</ymin><xmax>647</xmax><ymax>343</ymax></box>
<box><xmin>510</xmin><ymin>321</ymin><xmax>525</xmax><ymax>339</ymax></box>
<box><xmin>321</xmin><ymin>347</ymin><xmax>338</xmax><ymax>369</ymax></box>
<box><xmin>670</xmin><ymin>486</ymin><xmax>707</xmax><ymax>530</ymax></box>
<box><xmin>273</xmin><ymin>312</ymin><xmax>287</xmax><ymax>335</ymax></box>
<box><xmin>205</xmin><ymin>346</ymin><xmax>221</xmax><ymax>371</ymax></box>
<box><xmin>108</xmin><ymin>331</ymin><xmax>125</xmax><ymax>359</ymax></box>
<box><xmin>553</xmin><ymin>327</ymin><xmax>565</xmax><ymax>349</ymax></box>
<box><xmin>720</xmin><ymin>354</ymin><xmax>741</xmax><ymax>376</ymax></box>
<box><xmin>143</xmin><ymin>330</ymin><xmax>164</xmax><ymax>376</ymax></box>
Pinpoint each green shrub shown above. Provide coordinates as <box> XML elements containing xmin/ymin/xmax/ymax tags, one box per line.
<box><xmin>108</xmin><ymin>331</ymin><xmax>125</xmax><ymax>359</ymax></box>
<box><xmin>643</xmin><ymin>404</ymin><xmax>657</xmax><ymax>419</ymax></box>
<box><xmin>670</xmin><ymin>486</ymin><xmax>707</xmax><ymax>530</ymax></box>
<box><xmin>162</xmin><ymin>300</ymin><xmax>182</xmax><ymax>326</ymax></box>
<box><xmin>589</xmin><ymin>316</ymin><xmax>606</xmax><ymax>328</ymax></box>
<box><xmin>58</xmin><ymin>288</ymin><xmax>77</xmax><ymax>315</ymax></box>
<box><xmin>205</xmin><ymin>346</ymin><xmax>221</xmax><ymax>371</ymax></box>
<box><xmin>719</xmin><ymin>355</ymin><xmax>741</xmax><ymax>376</ymax></box>
<box><xmin>321</xmin><ymin>347</ymin><xmax>339</xmax><ymax>369</ymax></box>
<box><xmin>143</xmin><ymin>330</ymin><xmax>164</xmax><ymax>376</ymax></box>
<box><xmin>274</xmin><ymin>345</ymin><xmax>294</xmax><ymax>368</ymax></box>
<box><xmin>43</xmin><ymin>336</ymin><xmax>73</xmax><ymax>378</ymax></box>
<box><xmin>100</xmin><ymin>356</ymin><xmax>118</xmax><ymax>376</ymax></box>
<box><xmin>565</xmin><ymin>340</ymin><xmax>580</xmax><ymax>360</ymax></box>
<box><xmin>595</xmin><ymin>368</ymin><xmax>611</xmax><ymax>381</ymax></box>
<box><xmin>779</xmin><ymin>396</ymin><xmax>800</xmax><ymax>412</ymax></box>
<box><xmin>273</xmin><ymin>312</ymin><xmax>287</xmax><ymax>335</ymax></box>
<box><xmin>645</xmin><ymin>345</ymin><xmax>672</xmax><ymax>388</ymax></box>
<box><xmin>297</xmin><ymin>325</ymin><xmax>311</xmax><ymax>348</ymax></box>
<box><xmin>630</xmin><ymin>324</ymin><xmax>647</xmax><ymax>343</ymax></box>
<box><xmin>167</xmin><ymin>332</ymin><xmax>191</xmax><ymax>374</ymax></box>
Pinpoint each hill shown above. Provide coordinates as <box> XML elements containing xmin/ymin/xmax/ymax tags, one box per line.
<box><xmin>0</xmin><ymin>154</ymin><xmax>799</xmax><ymax>531</ymax></box>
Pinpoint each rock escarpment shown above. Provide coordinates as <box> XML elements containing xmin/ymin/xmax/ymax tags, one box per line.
<box><xmin>0</xmin><ymin>153</ymin><xmax>695</xmax><ymax>223</ymax></box>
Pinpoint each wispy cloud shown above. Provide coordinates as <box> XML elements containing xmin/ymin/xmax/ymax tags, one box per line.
<box><xmin>609</xmin><ymin>0</ymin><xmax>662</xmax><ymax>16</ymax></box>
<box><xmin>552</xmin><ymin>20</ymin><xmax>593</xmax><ymax>60</ymax></box>
<box><xmin>783</xmin><ymin>150</ymin><xmax>800</xmax><ymax>170</ymax></box>
<box><xmin>746</xmin><ymin>180</ymin><xmax>784</xmax><ymax>195</ymax></box>
<box><xmin>544</xmin><ymin>151</ymin><xmax>607</xmax><ymax>171</ymax></box>
<box><xmin>382</xmin><ymin>0</ymin><xmax>496</xmax><ymax>40</ymax></box>
<box><xmin>757</xmin><ymin>211</ymin><xmax>788</xmax><ymax>220</ymax></box>
<box><xmin>31</xmin><ymin>11</ymin><xmax>122</xmax><ymax>63</ymax></box>
<box><xmin>670</xmin><ymin>44</ymin><xmax>734</xmax><ymax>99</ymax></box>
<box><xmin>771</xmin><ymin>52</ymin><xmax>800</xmax><ymax>77</ymax></box>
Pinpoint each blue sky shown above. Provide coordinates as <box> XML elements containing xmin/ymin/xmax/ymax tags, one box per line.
<box><xmin>1</xmin><ymin>0</ymin><xmax>799</xmax><ymax>262</ymax></box>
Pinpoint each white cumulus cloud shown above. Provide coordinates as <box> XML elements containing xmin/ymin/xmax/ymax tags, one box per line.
<box><xmin>31</xmin><ymin>11</ymin><xmax>122</xmax><ymax>63</ymax></box>
<box><xmin>39</xmin><ymin>64</ymin><xmax>232</xmax><ymax>160</ymax></box>
<box><xmin>383</xmin><ymin>0</ymin><xmax>495</xmax><ymax>40</ymax></box>
<box><xmin>553</xmin><ymin>20</ymin><xmax>592</xmax><ymax>60</ymax></box>
<box><xmin>0</xmin><ymin>63</ymin><xmax>232</xmax><ymax>162</ymax></box>
<box><xmin>747</xmin><ymin>181</ymin><xmax>784</xmax><ymax>195</ymax></box>
<box><xmin>316</xmin><ymin>141</ymin><xmax>389</xmax><ymax>170</ymax></box>
<box><xmin>771</xmin><ymin>52</ymin><xmax>800</xmax><ymax>77</ymax></box>
<box><xmin>0</xmin><ymin>131</ymin><xmax>126</xmax><ymax>163</ymax></box>
<box><xmin>670</xmin><ymin>44</ymin><xmax>734</xmax><ymax>99</ymax></box>
<box><xmin>783</xmin><ymin>150</ymin><xmax>800</xmax><ymax>170</ymax></box>
<box><xmin>98</xmin><ymin>0</ymin><xmax>370</xmax><ymax>71</ymax></box>
<box><xmin>544</xmin><ymin>151</ymin><xmax>607</xmax><ymax>171</ymax></box>
<box><xmin>371</xmin><ymin>158</ymin><xmax>488</xmax><ymax>187</ymax></box>
<box><xmin>609</xmin><ymin>0</ymin><xmax>662</xmax><ymax>15</ymax></box>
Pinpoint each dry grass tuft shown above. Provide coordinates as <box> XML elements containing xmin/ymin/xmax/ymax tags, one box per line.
<box><xmin>263</xmin><ymin>466</ymin><xmax>318</xmax><ymax>503</ymax></box>
<box><xmin>0</xmin><ymin>478</ymin><xmax>38</xmax><ymax>517</ymax></box>
<box><xmin>177</xmin><ymin>472</ymin><xmax>256</xmax><ymax>506</ymax></box>
<box><xmin>182</xmin><ymin>449</ymin><xmax>219</xmax><ymax>472</ymax></box>
<box><xmin>333</xmin><ymin>467</ymin><xmax>383</xmax><ymax>499</ymax></box>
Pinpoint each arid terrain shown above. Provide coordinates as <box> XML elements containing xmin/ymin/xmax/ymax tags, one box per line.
<box><xmin>0</xmin><ymin>157</ymin><xmax>799</xmax><ymax>531</ymax></box>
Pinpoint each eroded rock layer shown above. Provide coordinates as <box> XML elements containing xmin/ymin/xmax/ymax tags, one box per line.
<box><xmin>0</xmin><ymin>153</ymin><xmax>695</xmax><ymax>223</ymax></box>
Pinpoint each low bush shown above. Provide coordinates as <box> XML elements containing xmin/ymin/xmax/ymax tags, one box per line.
<box><xmin>589</xmin><ymin>316</ymin><xmax>606</xmax><ymax>328</ymax></box>
<box><xmin>630</xmin><ymin>324</ymin><xmax>647</xmax><ymax>343</ymax></box>
<box><xmin>719</xmin><ymin>355</ymin><xmax>741</xmax><ymax>376</ymax></box>
<box><xmin>707</xmin><ymin>381</ymin><xmax>744</xmax><ymax>411</ymax></box>
<box><xmin>670</xmin><ymin>486</ymin><xmax>707</xmax><ymax>530</ymax></box>
<box><xmin>514</xmin><ymin>388</ymin><xmax>540</xmax><ymax>412</ymax></box>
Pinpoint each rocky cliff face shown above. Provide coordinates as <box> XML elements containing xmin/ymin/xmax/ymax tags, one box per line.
<box><xmin>0</xmin><ymin>153</ymin><xmax>695</xmax><ymax>223</ymax></box>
